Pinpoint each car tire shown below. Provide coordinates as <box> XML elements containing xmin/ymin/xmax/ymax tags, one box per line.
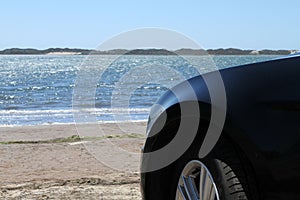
<box><xmin>143</xmin><ymin>137</ymin><xmax>259</xmax><ymax>200</ymax></box>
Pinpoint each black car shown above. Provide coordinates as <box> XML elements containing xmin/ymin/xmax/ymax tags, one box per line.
<box><xmin>141</xmin><ymin>55</ymin><xmax>300</xmax><ymax>200</ymax></box>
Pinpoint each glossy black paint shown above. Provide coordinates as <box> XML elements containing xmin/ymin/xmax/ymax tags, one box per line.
<box><xmin>141</xmin><ymin>55</ymin><xmax>300</xmax><ymax>199</ymax></box>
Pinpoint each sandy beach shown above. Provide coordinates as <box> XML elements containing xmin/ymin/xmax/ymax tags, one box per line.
<box><xmin>0</xmin><ymin>122</ymin><xmax>147</xmax><ymax>199</ymax></box>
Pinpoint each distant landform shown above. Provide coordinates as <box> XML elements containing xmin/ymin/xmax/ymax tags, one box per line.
<box><xmin>0</xmin><ymin>48</ymin><xmax>299</xmax><ymax>55</ymax></box>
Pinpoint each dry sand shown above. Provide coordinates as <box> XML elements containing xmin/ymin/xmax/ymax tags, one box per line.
<box><xmin>0</xmin><ymin>122</ymin><xmax>147</xmax><ymax>199</ymax></box>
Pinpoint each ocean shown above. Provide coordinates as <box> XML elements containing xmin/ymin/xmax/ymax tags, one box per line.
<box><xmin>0</xmin><ymin>54</ymin><xmax>279</xmax><ymax>126</ymax></box>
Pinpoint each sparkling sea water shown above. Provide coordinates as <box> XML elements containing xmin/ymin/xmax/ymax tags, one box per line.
<box><xmin>0</xmin><ymin>55</ymin><xmax>279</xmax><ymax>126</ymax></box>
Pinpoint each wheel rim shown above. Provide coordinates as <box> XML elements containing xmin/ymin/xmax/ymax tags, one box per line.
<box><xmin>176</xmin><ymin>160</ymin><xmax>220</xmax><ymax>200</ymax></box>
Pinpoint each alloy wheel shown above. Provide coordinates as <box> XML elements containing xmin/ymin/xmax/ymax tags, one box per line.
<box><xmin>176</xmin><ymin>160</ymin><xmax>220</xmax><ymax>200</ymax></box>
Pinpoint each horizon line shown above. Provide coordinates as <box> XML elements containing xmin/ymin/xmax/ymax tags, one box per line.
<box><xmin>1</xmin><ymin>47</ymin><xmax>299</xmax><ymax>51</ymax></box>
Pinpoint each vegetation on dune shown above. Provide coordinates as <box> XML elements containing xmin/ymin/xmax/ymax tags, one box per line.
<box><xmin>0</xmin><ymin>48</ymin><xmax>297</xmax><ymax>55</ymax></box>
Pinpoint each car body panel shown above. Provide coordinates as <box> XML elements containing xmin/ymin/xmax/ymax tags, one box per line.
<box><xmin>141</xmin><ymin>55</ymin><xmax>300</xmax><ymax>199</ymax></box>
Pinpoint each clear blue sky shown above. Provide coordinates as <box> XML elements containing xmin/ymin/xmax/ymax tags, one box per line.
<box><xmin>0</xmin><ymin>0</ymin><xmax>299</xmax><ymax>50</ymax></box>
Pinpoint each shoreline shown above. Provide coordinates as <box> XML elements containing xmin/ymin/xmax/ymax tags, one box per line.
<box><xmin>0</xmin><ymin>119</ymin><xmax>148</xmax><ymax>128</ymax></box>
